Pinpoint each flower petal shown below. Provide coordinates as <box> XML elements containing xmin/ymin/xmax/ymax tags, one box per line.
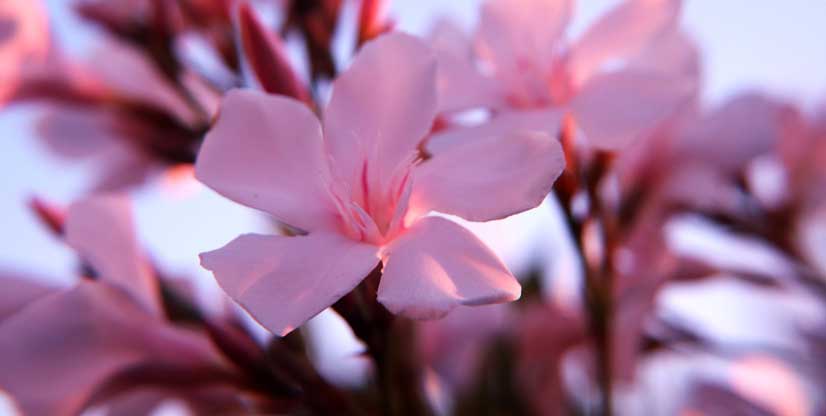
<box><xmin>195</xmin><ymin>89</ymin><xmax>338</xmax><ymax>232</ymax></box>
<box><xmin>429</xmin><ymin>20</ymin><xmax>505</xmax><ymax>113</ymax></box>
<box><xmin>568</xmin><ymin>0</ymin><xmax>682</xmax><ymax>85</ymax></box>
<box><xmin>65</xmin><ymin>195</ymin><xmax>161</xmax><ymax>316</ymax></box>
<box><xmin>0</xmin><ymin>0</ymin><xmax>48</xmax><ymax>54</ymax></box>
<box><xmin>0</xmin><ymin>0</ymin><xmax>49</xmax><ymax>104</ymax></box>
<box><xmin>0</xmin><ymin>273</ymin><xmax>53</xmax><ymax>322</ymax></box>
<box><xmin>427</xmin><ymin>107</ymin><xmax>563</xmax><ymax>154</ymax></box>
<box><xmin>200</xmin><ymin>233</ymin><xmax>380</xmax><ymax>336</ymax></box>
<box><xmin>0</xmin><ymin>282</ymin><xmax>221</xmax><ymax>416</ymax></box>
<box><xmin>477</xmin><ymin>0</ymin><xmax>572</xmax><ymax>76</ymax></box>
<box><xmin>411</xmin><ymin>131</ymin><xmax>563</xmax><ymax>222</ymax></box>
<box><xmin>628</xmin><ymin>28</ymin><xmax>700</xmax><ymax>81</ymax></box>
<box><xmin>323</xmin><ymin>32</ymin><xmax>438</xmax><ymax>187</ymax></box>
<box><xmin>678</xmin><ymin>93</ymin><xmax>793</xmax><ymax>172</ymax></box>
<box><xmin>89</xmin><ymin>38</ymin><xmax>199</xmax><ymax>126</ymax></box>
<box><xmin>378</xmin><ymin>216</ymin><xmax>520</xmax><ymax>319</ymax></box>
<box><xmin>571</xmin><ymin>70</ymin><xmax>694</xmax><ymax>149</ymax></box>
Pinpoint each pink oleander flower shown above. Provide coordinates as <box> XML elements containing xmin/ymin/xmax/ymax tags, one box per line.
<box><xmin>20</xmin><ymin>36</ymin><xmax>216</xmax><ymax>191</ymax></box>
<box><xmin>432</xmin><ymin>0</ymin><xmax>698</xmax><ymax>150</ymax></box>
<box><xmin>197</xmin><ymin>33</ymin><xmax>564</xmax><ymax>336</ymax></box>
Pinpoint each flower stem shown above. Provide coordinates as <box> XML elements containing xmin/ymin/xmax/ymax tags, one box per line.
<box><xmin>333</xmin><ymin>267</ymin><xmax>434</xmax><ymax>416</ymax></box>
<box><xmin>554</xmin><ymin>119</ymin><xmax>616</xmax><ymax>415</ymax></box>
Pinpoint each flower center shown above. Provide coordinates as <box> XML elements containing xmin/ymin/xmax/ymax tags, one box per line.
<box><xmin>328</xmin><ymin>156</ymin><xmax>416</xmax><ymax>246</ymax></box>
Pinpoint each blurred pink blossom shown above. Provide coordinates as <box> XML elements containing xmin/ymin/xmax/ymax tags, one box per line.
<box><xmin>419</xmin><ymin>304</ymin><xmax>512</xmax><ymax>388</ymax></box>
<box><xmin>20</xmin><ymin>37</ymin><xmax>214</xmax><ymax>191</ymax></box>
<box><xmin>729</xmin><ymin>354</ymin><xmax>810</xmax><ymax>416</ymax></box>
<box><xmin>0</xmin><ymin>196</ymin><xmax>231</xmax><ymax>415</ymax></box>
<box><xmin>612</xmin><ymin>92</ymin><xmax>801</xmax><ymax>219</ymax></box>
<box><xmin>65</xmin><ymin>195</ymin><xmax>161</xmax><ymax>315</ymax></box>
<box><xmin>197</xmin><ymin>33</ymin><xmax>565</xmax><ymax>336</ymax></box>
<box><xmin>517</xmin><ymin>302</ymin><xmax>586</xmax><ymax>415</ymax></box>
<box><xmin>431</xmin><ymin>0</ymin><xmax>698</xmax><ymax>150</ymax></box>
<box><xmin>0</xmin><ymin>0</ymin><xmax>49</xmax><ymax>103</ymax></box>
<box><xmin>0</xmin><ymin>272</ymin><xmax>54</xmax><ymax>322</ymax></box>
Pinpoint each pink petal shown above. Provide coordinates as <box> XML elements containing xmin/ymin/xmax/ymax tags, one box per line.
<box><xmin>677</xmin><ymin>93</ymin><xmax>794</xmax><ymax>172</ymax></box>
<box><xmin>568</xmin><ymin>0</ymin><xmax>681</xmax><ymax>85</ymax></box>
<box><xmin>92</xmin><ymin>150</ymin><xmax>154</xmax><ymax>191</ymax></box>
<box><xmin>427</xmin><ymin>107</ymin><xmax>563</xmax><ymax>154</ymax></box>
<box><xmin>661</xmin><ymin>162</ymin><xmax>743</xmax><ymax>215</ymax></box>
<box><xmin>628</xmin><ymin>28</ymin><xmax>700</xmax><ymax>81</ymax></box>
<box><xmin>35</xmin><ymin>107</ymin><xmax>157</xmax><ymax>191</ymax></box>
<box><xmin>200</xmin><ymin>233</ymin><xmax>380</xmax><ymax>336</ymax></box>
<box><xmin>0</xmin><ymin>282</ymin><xmax>221</xmax><ymax>416</ymax></box>
<box><xmin>0</xmin><ymin>0</ymin><xmax>47</xmax><ymax>52</ymax></box>
<box><xmin>323</xmin><ymin>33</ymin><xmax>438</xmax><ymax>187</ymax></box>
<box><xmin>195</xmin><ymin>89</ymin><xmax>339</xmax><ymax>233</ymax></box>
<box><xmin>571</xmin><ymin>70</ymin><xmax>694</xmax><ymax>149</ymax></box>
<box><xmin>87</xmin><ymin>38</ymin><xmax>198</xmax><ymax>126</ymax></box>
<box><xmin>411</xmin><ymin>131</ymin><xmax>563</xmax><ymax>222</ymax></box>
<box><xmin>429</xmin><ymin>20</ymin><xmax>505</xmax><ymax>113</ymax></box>
<box><xmin>378</xmin><ymin>216</ymin><xmax>520</xmax><ymax>319</ymax></box>
<box><xmin>420</xmin><ymin>304</ymin><xmax>510</xmax><ymax>387</ymax></box>
<box><xmin>428</xmin><ymin>20</ymin><xmax>476</xmax><ymax>64</ymax></box>
<box><xmin>36</xmin><ymin>107</ymin><xmax>121</xmax><ymax>159</ymax></box>
<box><xmin>0</xmin><ymin>0</ymin><xmax>49</xmax><ymax>103</ymax></box>
<box><xmin>0</xmin><ymin>273</ymin><xmax>53</xmax><ymax>321</ymax></box>
<box><xmin>477</xmin><ymin>0</ymin><xmax>572</xmax><ymax>77</ymax></box>
<box><xmin>65</xmin><ymin>195</ymin><xmax>161</xmax><ymax>316</ymax></box>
